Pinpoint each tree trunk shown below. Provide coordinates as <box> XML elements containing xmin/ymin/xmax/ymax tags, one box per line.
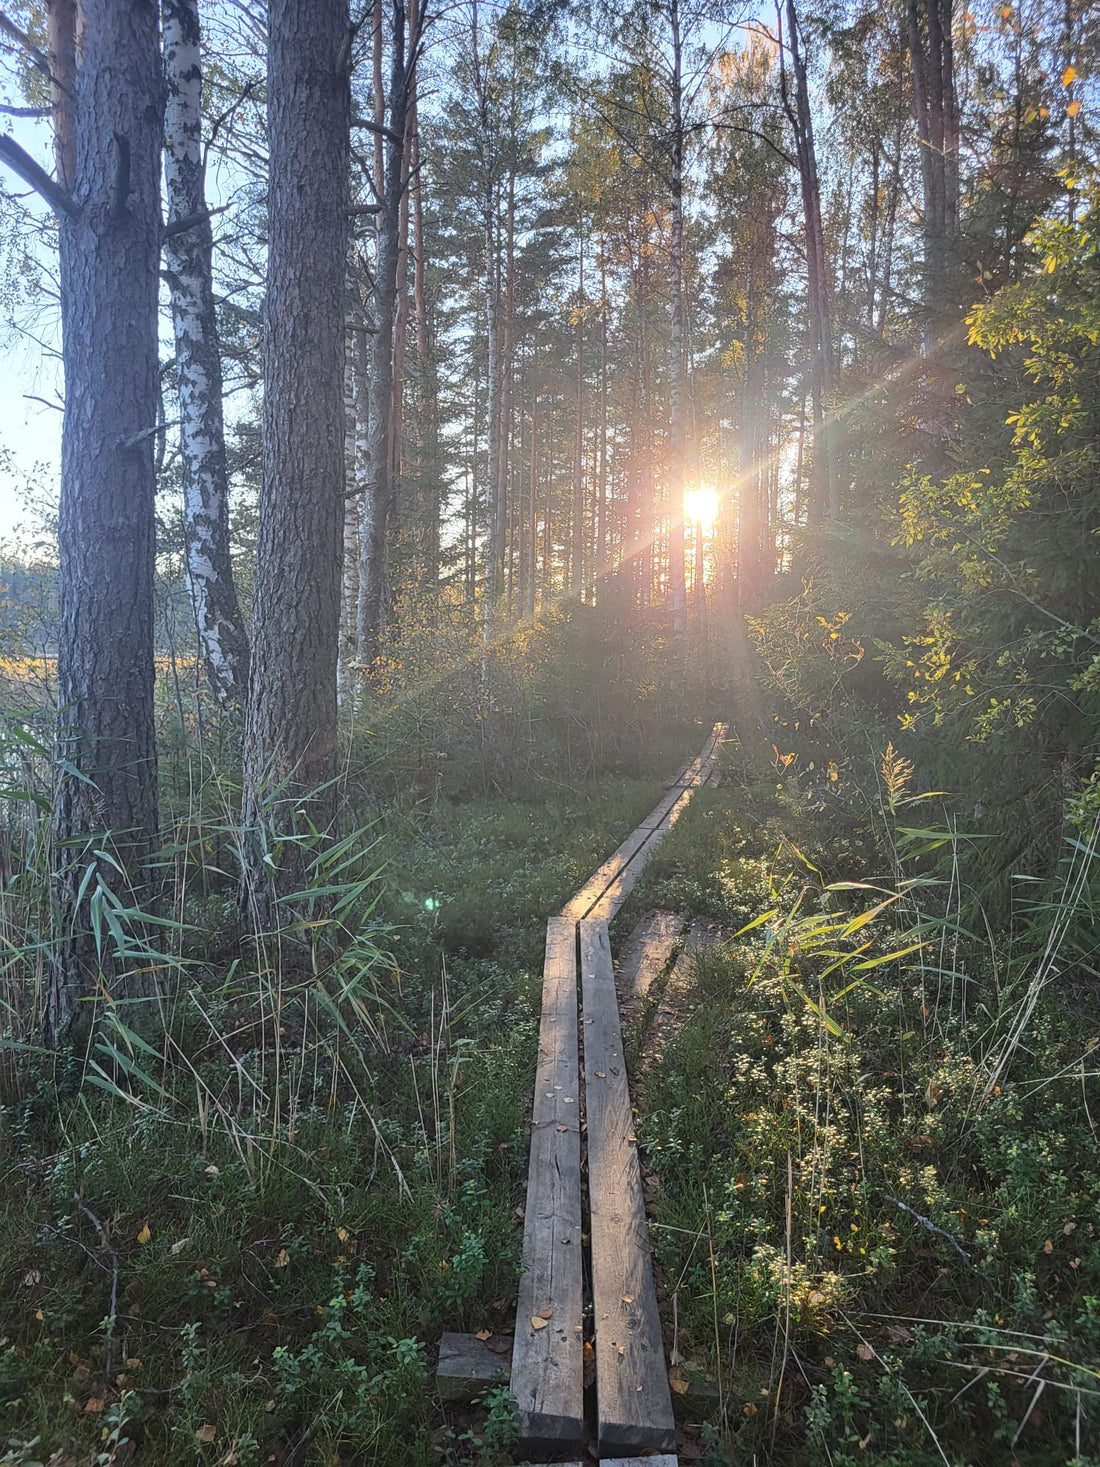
<box><xmin>784</xmin><ymin>0</ymin><xmax>840</xmax><ymax>518</ymax></box>
<box><xmin>162</xmin><ymin>0</ymin><xmax>249</xmax><ymax>715</ymax></box>
<box><xmin>338</xmin><ymin>267</ymin><xmax>363</xmax><ymax>700</ymax></box>
<box><xmin>666</xmin><ymin>0</ymin><xmax>687</xmax><ymax>663</ymax></box>
<box><xmin>241</xmin><ymin>0</ymin><xmax>350</xmax><ymax>918</ymax></box>
<box><xmin>47</xmin><ymin>0</ymin><xmax>164</xmax><ymax>1046</ymax></box>
<box><xmin>571</xmin><ymin>228</ymin><xmax>585</xmax><ymax>598</ymax></box>
<box><xmin>357</xmin><ymin>0</ymin><xmax>416</xmax><ymax>666</ymax></box>
<box><xmin>527</xmin><ymin>367</ymin><xmax>538</xmax><ymax>619</ymax></box>
<box><xmin>908</xmin><ymin>0</ymin><xmax>959</xmax><ymax>315</ymax></box>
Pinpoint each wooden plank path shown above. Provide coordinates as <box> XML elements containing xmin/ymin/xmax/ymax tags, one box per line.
<box><xmin>561</xmin><ymin>722</ymin><xmax>726</xmax><ymax>924</ymax></box>
<box><xmin>506</xmin><ymin>723</ymin><xmax>724</xmax><ymax>1460</ymax></box>
<box><xmin>581</xmin><ymin>919</ymin><xmax>676</xmax><ymax>1453</ymax></box>
<box><xmin>510</xmin><ymin>917</ymin><xmax>586</xmax><ymax>1454</ymax></box>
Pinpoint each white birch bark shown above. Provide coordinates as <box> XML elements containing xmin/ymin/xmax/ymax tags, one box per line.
<box><xmin>162</xmin><ymin>0</ymin><xmax>249</xmax><ymax>711</ymax></box>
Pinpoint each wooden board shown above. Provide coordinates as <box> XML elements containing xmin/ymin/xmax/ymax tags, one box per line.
<box><xmin>525</xmin><ymin>1459</ymin><xmax>679</xmax><ymax>1467</ymax></box>
<box><xmin>563</xmin><ymin>724</ymin><xmax>727</xmax><ymax>923</ymax></box>
<box><xmin>614</xmin><ymin>911</ymin><xmax>683</xmax><ymax>1005</ymax></box>
<box><xmin>511</xmin><ymin>917</ymin><xmax>586</xmax><ymax>1455</ymax></box>
<box><xmin>436</xmin><ymin>1331</ymin><xmax>512</xmax><ymax>1401</ymax></box>
<box><xmin>560</xmin><ymin>824</ymin><xmax>655</xmax><ymax>922</ymax></box>
<box><xmin>579</xmin><ymin>919</ymin><xmax>676</xmax><ymax>1454</ymax></box>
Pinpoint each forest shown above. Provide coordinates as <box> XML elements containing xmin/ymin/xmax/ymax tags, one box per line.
<box><xmin>0</xmin><ymin>0</ymin><xmax>1097</xmax><ymax>1462</ymax></box>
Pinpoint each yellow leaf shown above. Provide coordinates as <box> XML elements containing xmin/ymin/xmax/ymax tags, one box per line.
<box><xmin>275</xmin><ymin>1248</ymin><xmax>290</xmax><ymax>1267</ymax></box>
<box><xmin>1068</xmin><ymin>99</ymin><xmax>1081</xmax><ymax>117</ymax></box>
<box><xmin>1062</xmin><ymin>65</ymin><xmax>1077</xmax><ymax>86</ymax></box>
<box><xmin>857</xmin><ymin>1342</ymin><xmax>875</xmax><ymax>1361</ymax></box>
<box><xmin>136</xmin><ymin>1223</ymin><xmax>151</xmax><ymax>1246</ymax></box>
<box><xmin>336</xmin><ymin>1227</ymin><xmax>349</xmax><ymax>1243</ymax></box>
<box><xmin>475</xmin><ymin>1328</ymin><xmax>492</xmax><ymax>1341</ymax></box>
<box><xmin>669</xmin><ymin>1365</ymin><xmax>690</xmax><ymax>1395</ymax></box>
<box><xmin>196</xmin><ymin>1423</ymin><xmax>216</xmax><ymax>1443</ymax></box>
<box><xmin>530</xmin><ymin>1315</ymin><xmax>549</xmax><ymax>1331</ymax></box>
<box><xmin>1043</xmin><ymin>1238</ymin><xmax>1054</xmax><ymax>1254</ymax></box>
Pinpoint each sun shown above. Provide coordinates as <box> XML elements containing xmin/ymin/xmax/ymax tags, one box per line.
<box><xmin>683</xmin><ymin>485</ymin><xmax>719</xmax><ymax>530</ymax></box>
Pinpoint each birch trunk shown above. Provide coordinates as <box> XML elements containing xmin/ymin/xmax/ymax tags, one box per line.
<box><xmin>162</xmin><ymin>0</ymin><xmax>249</xmax><ymax>715</ymax></box>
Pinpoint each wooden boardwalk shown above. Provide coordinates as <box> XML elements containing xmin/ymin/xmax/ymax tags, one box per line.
<box><xmin>509</xmin><ymin>724</ymin><xmax>725</xmax><ymax>1460</ymax></box>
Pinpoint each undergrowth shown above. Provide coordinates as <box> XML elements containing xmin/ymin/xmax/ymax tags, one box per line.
<box><xmin>0</xmin><ymin>619</ymin><xmax>697</xmax><ymax>1466</ymax></box>
<box><xmin>625</xmin><ymin>666</ymin><xmax>1100</xmax><ymax>1466</ymax></box>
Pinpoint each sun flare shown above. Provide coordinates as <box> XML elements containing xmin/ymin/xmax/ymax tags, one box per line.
<box><xmin>683</xmin><ymin>485</ymin><xmax>719</xmax><ymax>529</ymax></box>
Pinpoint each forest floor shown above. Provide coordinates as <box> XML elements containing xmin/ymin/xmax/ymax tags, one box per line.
<box><xmin>1</xmin><ymin>636</ymin><xmax>1098</xmax><ymax>1466</ymax></box>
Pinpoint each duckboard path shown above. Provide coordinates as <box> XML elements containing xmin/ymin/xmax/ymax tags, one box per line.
<box><xmin>509</xmin><ymin>723</ymin><xmax>726</xmax><ymax>1460</ymax></box>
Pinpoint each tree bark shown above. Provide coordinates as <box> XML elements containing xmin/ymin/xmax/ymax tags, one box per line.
<box><xmin>47</xmin><ymin>0</ymin><xmax>164</xmax><ymax>1046</ymax></box>
<box><xmin>241</xmin><ymin>0</ymin><xmax>350</xmax><ymax>918</ymax></box>
<box><xmin>783</xmin><ymin>0</ymin><xmax>840</xmax><ymax>518</ymax></box>
<box><xmin>908</xmin><ymin>0</ymin><xmax>959</xmax><ymax>315</ymax></box>
<box><xmin>357</xmin><ymin>0</ymin><xmax>418</xmax><ymax>666</ymax></box>
<box><xmin>571</xmin><ymin>228</ymin><xmax>585</xmax><ymax>598</ymax></box>
<box><xmin>162</xmin><ymin>0</ymin><xmax>250</xmax><ymax>715</ymax></box>
<box><xmin>666</xmin><ymin>0</ymin><xmax>687</xmax><ymax>662</ymax></box>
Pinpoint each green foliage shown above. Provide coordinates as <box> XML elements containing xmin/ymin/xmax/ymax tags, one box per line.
<box><xmin>636</xmin><ymin>727</ymin><xmax>1100</xmax><ymax>1465</ymax></box>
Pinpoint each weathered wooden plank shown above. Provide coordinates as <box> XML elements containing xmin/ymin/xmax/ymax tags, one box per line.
<box><xmin>560</xmin><ymin>824</ymin><xmax>654</xmax><ymax>921</ymax></box>
<box><xmin>525</xmin><ymin>1459</ymin><xmax>679</xmax><ymax>1467</ymax></box>
<box><xmin>637</xmin><ymin>784</ymin><xmax>691</xmax><ymax>830</ymax></box>
<box><xmin>615</xmin><ymin>911</ymin><xmax>683</xmax><ymax>1006</ymax></box>
<box><xmin>604</xmin><ymin>1458</ymin><xmax>679</xmax><ymax>1467</ymax></box>
<box><xmin>565</xmin><ymin>725</ymin><xmax>727</xmax><ymax>921</ymax></box>
<box><xmin>580</xmin><ymin>919</ymin><xmax>676</xmax><ymax>1454</ymax></box>
<box><xmin>436</xmin><ymin>1331</ymin><xmax>513</xmax><ymax>1401</ymax></box>
<box><xmin>511</xmin><ymin>917</ymin><xmax>585</xmax><ymax>1455</ymax></box>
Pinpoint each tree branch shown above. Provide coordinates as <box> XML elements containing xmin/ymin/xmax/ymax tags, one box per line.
<box><xmin>351</xmin><ymin>115</ymin><xmax>405</xmax><ymax>148</ymax></box>
<box><xmin>163</xmin><ymin>201</ymin><xmax>231</xmax><ymax>240</ymax></box>
<box><xmin>0</xmin><ymin>8</ymin><xmax>52</xmax><ymax>79</ymax></box>
<box><xmin>0</xmin><ymin>134</ymin><xmax>77</xmax><ymax>217</ymax></box>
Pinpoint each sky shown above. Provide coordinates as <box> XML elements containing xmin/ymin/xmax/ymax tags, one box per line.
<box><xmin>0</xmin><ymin>99</ymin><xmax>61</xmax><ymax>550</ymax></box>
<box><xmin>0</xmin><ymin>342</ymin><xmax>61</xmax><ymax>546</ymax></box>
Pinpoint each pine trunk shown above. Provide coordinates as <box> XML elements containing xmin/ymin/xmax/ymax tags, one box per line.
<box><xmin>666</xmin><ymin>0</ymin><xmax>687</xmax><ymax>660</ymax></box>
<box><xmin>241</xmin><ymin>0</ymin><xmax>350</xmax><ymax>916</ymax></box>
<box><xmin>48</xmin><ymin>0</ymin><xmax>164</xmax><ymax>1046</ymax></box>
<box><xmin>357</xmin><ymin>0</ymin><xmax>413</xmax><ymax>666</ymax></box>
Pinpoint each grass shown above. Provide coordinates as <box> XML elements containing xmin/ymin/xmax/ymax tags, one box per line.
<box><xmin>0</xmin><ymin>633</ymin><xmax>694</xmax><ymax>1467</ymax></box>
<box><xmin>617</xmin><ymin>685</ymin><xmax>1100</xmax><ymax>1466</ymax></box>
<box><xmin>3</xmin><ymin>618</ymin><xmax>1097</xmax><ymax>1465</ymax></box>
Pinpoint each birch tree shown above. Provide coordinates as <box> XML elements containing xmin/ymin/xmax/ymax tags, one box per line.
<box><xmin>162</xmin><ymin>0</ymin><xmax>250</xmax><ymax>713</ymax></box>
